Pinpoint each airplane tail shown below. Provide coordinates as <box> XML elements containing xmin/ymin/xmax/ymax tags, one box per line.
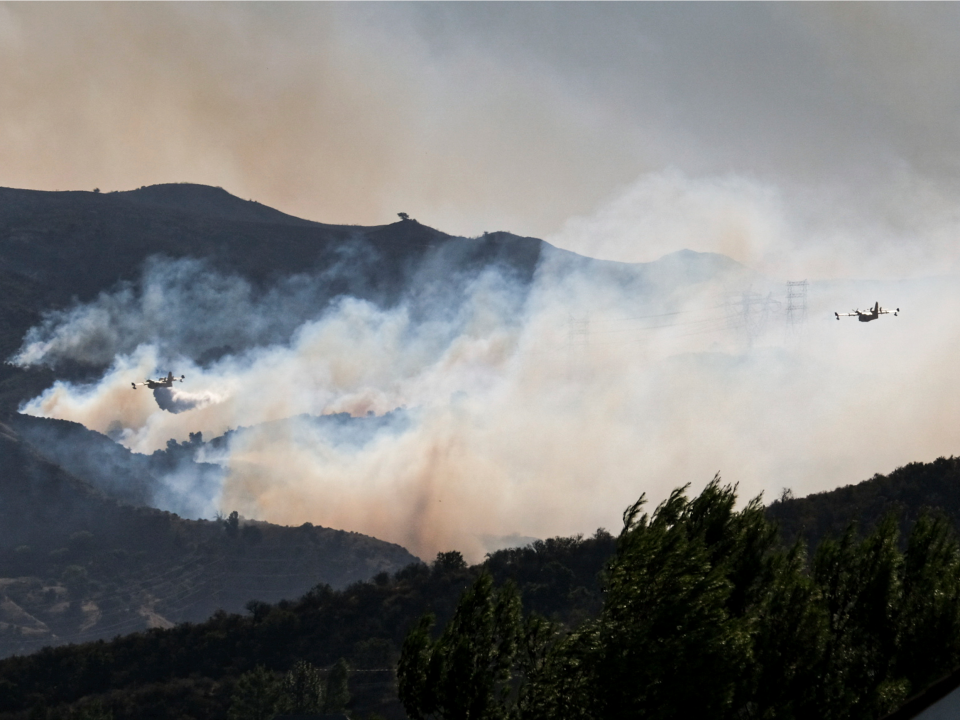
<box><xmin>167</xmin><ymin>371</ymin><xmax>174</xmax><ymax>382</ymax></box>
<box><xmin>874</xmin><ymin>301</ymin><xmax>879</xmax><ymax>314</ymax></box>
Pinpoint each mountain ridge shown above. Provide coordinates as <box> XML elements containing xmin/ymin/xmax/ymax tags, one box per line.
<box><xmin>0</xmin><ymin>182</ymin><xmax>762</xmax><ymax>666</ymax></box>
<box><xmin>3</xmin><ymin>453</ymin><xmax>960</xmax><ymax>718</ymax></box>
<box><xmin>0</xmin><ymin>416</ymin><xmax>420</xmax><ymax>659</ymax></box>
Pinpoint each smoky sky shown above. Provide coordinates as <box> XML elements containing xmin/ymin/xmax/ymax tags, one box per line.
<box><xmin>7</xmin><ymin>4</ymin><xmax>960</xmax><ymax>560</ymax></box>
<box><xmin>2</xmin><ymin>3</ymin><xmax>960</xmax><ymax>273</ymax></box>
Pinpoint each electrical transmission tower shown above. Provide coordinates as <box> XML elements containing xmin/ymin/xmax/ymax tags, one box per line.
<box><xmin>785</xmin><ymin>280</ymin><xmax>808</xmax><ymax>339</ymax></box>
<box><xmin>727</xmin><ymin>290</ymin><xmax>780</xmax><ymax>347</ymax></box>
<box><xmin>737</xmin><ymin>290</ymin><xmax>780</xmax><ymax>345</ymax></box>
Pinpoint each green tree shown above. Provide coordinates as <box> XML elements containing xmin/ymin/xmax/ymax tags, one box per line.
<box><xmin>228</xmin><ymin>665</ymin><xmax>281</xmax><ymax>720</ymax></box>
<box><xmin>245</xmin><ymin>600</ymin><xmax>271</xmax><ymax>623</ymax></box>
<box><xmin>224</xmin><ymin>511</ymin><xmax>240</xmax><ymax>537</ymax></box>
<box><xmin>399</xmin><ymin>573</ymin><xmax>539</xmax><ymax>720</ymax></box>
<box><xmin>324</xmin><ymin>657</ymin><xmax>351</xmax><ymax>713</ymax></box>
<box><xmin>433</xmin><ymin>550</ymin><xmax>467</xmax><ymax>573</ymax></box>
<box><xmin>584</xmin><ymin>480</ymin><xmax>769</xmax><ymax>720</ymax></box>
<box><xmin>746</xmin><ymin>540</ymin><xmax>828</xmax><ymax>718</ymax></box>
<box><xmin>407</xmin><ymin>478</ymin><xmax>899</xmax><ymax>720</ymax></box>
<box><xmin>812</xmin><ymin>517</ymin><xmax>906</xmax><ymax>718</ymax></box>
<box><xmin>279</xmin><ymin>660</ymin><xmax>323</xmax><ymax>714</ymax></box>
<box><xmin>896</xmin><ymin>514</ymin><xmax>960</xmax><ymax>690</ymax></box>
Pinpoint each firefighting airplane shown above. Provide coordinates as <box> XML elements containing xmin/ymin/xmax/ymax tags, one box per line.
<box><xmin>835</xmin><ymin>302</ymin><xmax>899</xmax><ymax>322</ymax></box>
<box><xmin>131</xmin><ymin>372</ymin><xmax>185</xmax><ymax>390</ymax></box>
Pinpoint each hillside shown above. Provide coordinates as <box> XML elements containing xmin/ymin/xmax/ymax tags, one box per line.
<box><xmin>0</xmin><ymin>183</ymin><xmax>762</xmax><ymax>663</ymax></box>
<box><xmin>0</xmin><ymin>184</ymin><xmax>547</xmax><ymax>414</ymax></box>
<box><xmin>5</xmin><ymin>454</ymin><xmax>960</xmax><ymax>718</ymax></box>
<box><xmin>0</xmin><ymin>419</ymin><xmax>419</xmax><ymax>660</ymax></box>
<box><xmin>0</xmin><ymin>184</ymin><xmax>541</xmax><ymax>341</ymax></box>
<box><xmin>0</xmin><ymin>532</ymin><xmax>616</xmax><ymax>720</ymax></box>
<box><xmin>767</xmin><ymin>455</ymin><xmax>960</xmax><ymax>548</ymax></box>
<box><xmin>0</xmin><ymin>183</ymin><xmax>754</xmax><ymax>414</ymax></box>
<box><xmin>9</xmin><ymin>414</ymin><xmax>222</xmax><ymax>514</ymax></box>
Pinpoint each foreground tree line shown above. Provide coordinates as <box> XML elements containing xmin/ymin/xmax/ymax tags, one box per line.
<box><xmin>0</xmin><ymin>529</ymin><xmax>614</xmax><ymax>718</ymax></box>
<box><xmin>228</xmin><ymin>658</ymin><xmax>350</xmax><ymax>720</ymax></box>
<box><xmin>399</xmin><ymin>478</ymin><xmax>960</xmax><ymax>720</ymax></box>
<box><xmin>7</xmin><ymin>463</ymin><xmax>960</xmax><ymax>719</ymax></box>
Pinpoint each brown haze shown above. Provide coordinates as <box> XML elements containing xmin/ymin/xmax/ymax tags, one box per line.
<box><xmin>0</xmin><ymin>3</ymin><xmax>643</xmax><ymax>239</ymax></box>
<box><xmin>7</xmin><ymin>4</ymin><xmax>960</xmax><ymax>558</ymax></box>
<box><xmin>4</xmin><ymin>4</ymin><xmax>960</xmax><ymax>250</ymax></box>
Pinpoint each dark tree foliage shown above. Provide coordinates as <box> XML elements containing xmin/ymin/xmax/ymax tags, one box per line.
<box><xmin>587</xmin><ymin>481</ymin><xmax>767</xmax><ymax>719</ymax></box>
<box><xmin>0</xmin><ymin>535</ymin><xmax>609</xmax><ymax>719</ymax></box>
<box><xmin>401</xmin><ymin>478</ymin><xmax>960</xmax><ymax>720</ymax></box>
<box><xmin>323</xmin><ymin>658</ymin><xmax>350</xmax><ymax>713</ymax></box>
<box><xmin>399</xmin><ymin>574</ymin><xmax>550</xmax><ymax>720</ymax></box>
<box><xmin>279</xmin><ymin>660</ymin><xmax>323</xmax><ymax>714</ymax></box>
<box><xmin>12</xmin><ymin>461</ymin><xmax>960</xmax><ymax>720</ymax></box>
<box><xmin>484</xmin><ymin>531</ymin><xmax>615</xmax><ymax>625</ymax></box>
<box><xmin>224</xmin><ymin>511</ymin><xmax>240</xmax><ymax>537</ymax></box>
<box><xmin>433</xmin><ymin>551</ymin><xmax>467</xmax><ymax>573</ymax></box>
<box><xmin>767</xmin><ymin>456</ymin><xmax>960</xmax><ymax>549</ymax></box>
<box><xmin>0</xmin><ymin>418</ymin><xmax>421</xmax><ymax>661</ymax></box>
<box><xmin>227</xmin><ymin>666</ymin><xmax>280</xmax><ymax>720</ymax></box>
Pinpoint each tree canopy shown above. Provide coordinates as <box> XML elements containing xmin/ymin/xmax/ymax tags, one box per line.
<box><xmin>400</xmin><ymin>477</ymin><xmax>960</xmax><ymax>720</ymax></box>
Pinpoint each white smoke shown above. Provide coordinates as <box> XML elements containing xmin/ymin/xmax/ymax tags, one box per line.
<box><xmin>548</xmin><ymin>169</ymin><xmax>789</xmax><ymax>269</ymax></box>
<box><xmin>13</xmin><ymin>173</ymin><xmax>960</xmax><ymax>561</ymax></box>
<box><xmin>153</xmin><ymin>386</ymin><xmax>222</xmax><ymax>414</ymax></box>
<box><xmin>548</xmin><ymin>169</ymin><xmax>960</xmax><ymax>281</ymax></box>
<box><xmin>11</xmin><ymin>254</ymin><xmax>361</xmax><ymax>368</ymax></box>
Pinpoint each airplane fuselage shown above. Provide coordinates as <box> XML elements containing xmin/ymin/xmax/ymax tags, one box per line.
<box><xmin>132</xmin><ymin>372</ymin><xmax>184</xmax><ymax>390</ymax></box>
<box><xmin>835</xmin><ymin>301</ymin><xmax>898</xmax><ymax>322</ymax></box>
<box><xmin>144</xmin><ymin>379</ymin><xmax>174</xmax><ymax>389</ymax></box>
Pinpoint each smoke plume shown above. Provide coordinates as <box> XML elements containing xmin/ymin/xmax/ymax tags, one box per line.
<box><xmin>12</xmin><ymin>178</ymin><xmax>960</xmax><ymax>560</ymax></box>
<box><xmin>152</xmin><ymin>387</ymin><xmax>221</xmax><ymax>414</ymax></box>
<box><xmin>6</xmin><ymin>4</ymin><xmax>960</xmax><ymax>560</ymax></box>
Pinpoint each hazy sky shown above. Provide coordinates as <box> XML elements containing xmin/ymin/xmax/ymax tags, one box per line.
<box><xmin>10</xmin><ymin>4</ymin><xmax>960</xmax><ymax>556</ymax></box>
<box><xmin>3</xmin><ymin>3</ymin><xmax>960</xmax><ymax>276</ymax></box>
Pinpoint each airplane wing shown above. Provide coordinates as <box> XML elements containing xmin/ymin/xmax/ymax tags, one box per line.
<box><xmin>835</xmin><ymin>311</ymin><xmax>858</xmax><ymax>319</ymax></box>
<box><xmin>879</xmin><ymin>307</ymin><xmax>900</xmax><ymax>315</ymax></box>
